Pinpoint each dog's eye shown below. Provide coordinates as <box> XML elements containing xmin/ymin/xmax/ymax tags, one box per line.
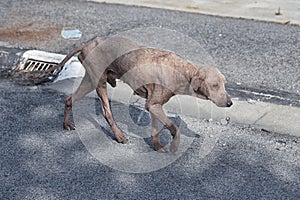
<box><xmin>212</xmin><ymin>83</ymin><xmax>219</xmax><ymax>88</ymax></box>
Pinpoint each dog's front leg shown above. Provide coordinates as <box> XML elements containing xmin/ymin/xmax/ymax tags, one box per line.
<box><xmin>151</xmin><ymin>113</ymin><xmax>168</xmax><ymax>153</ymax></box>
<box><xmin>148</xmin><ymin>104</ymin><xmax>180</xmax><ymax>153</ymax></box>
<box><xmin>96</xmin><ymin>82</ymin><xmax>128</xmax><ymax>144</ymax></box>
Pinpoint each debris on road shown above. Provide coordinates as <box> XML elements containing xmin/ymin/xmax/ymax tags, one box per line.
<box><xmin>275</xmin><ymin>7</ymin><xmax>282</xmax><ymax>16</ymax></box>
<box><xmin>61</xmin><ymin>28</ymin><xmax>82</xmax><ymax>40</ymax></box>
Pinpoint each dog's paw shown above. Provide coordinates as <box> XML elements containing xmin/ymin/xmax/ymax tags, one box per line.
<box><xmin>116</xmin><ymin>135</ymin><xmax>128</xmax><ymax>144</ymax></box>
<box><xmin>154</xmin><ymin>143</ymin><xmax>168</xmax><ymax>153</ymax></box>
<box><xmin>63</xmin><ymin>123</ymin><xmax>76</xmax><ymax>131</ymax></box>
<box><xmin>157</xmin><ymin>147</ymin><xmax>168</xmax><ymax>153</ymax></box>
<box><xmin>170</xmin><ymin>142</ymin><xmax>178</xmax><ymax>153</ymax></box>
<box><xmin>170</xmin><ymin>134</ymin><xmax>180</xmax><ymax>153</ymax></box>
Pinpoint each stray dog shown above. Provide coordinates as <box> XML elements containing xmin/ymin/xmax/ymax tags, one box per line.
<box><xmin>59</xmin><ymin>36</ymin><xmax>232</xmax><ymax>152</ymax></box>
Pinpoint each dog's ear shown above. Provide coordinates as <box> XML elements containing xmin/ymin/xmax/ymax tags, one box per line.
<box><xmin>191</xmin><ymin>77</ymin><xmax>202</xmax><ymax>92</ymax></box>
<box><xmin>191</xmin><ymin>71</ymin><xmax>206</xmax><ymax>92</ymax></box>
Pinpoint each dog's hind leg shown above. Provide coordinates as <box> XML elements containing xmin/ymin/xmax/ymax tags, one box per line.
<box><xmin>96</xmin><ymin>79</ymin><xmax>128</xmax><ymax>144</ymax></box>
<box><xmin>64</xmin><ymin>74</ymin><xmax>95</xmax><ymax>130</ymax></box>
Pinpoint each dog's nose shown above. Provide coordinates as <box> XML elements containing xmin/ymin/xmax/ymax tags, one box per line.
<box><xmin>227</xmin><ymin>100</ymin><xmax>233</xmax><ymax>107</ymax></box>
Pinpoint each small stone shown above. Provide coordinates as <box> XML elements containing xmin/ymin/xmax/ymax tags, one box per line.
<box><xmin>220</xmin><ymin>119</ymin><xmax>228</xmax><ymax>125</ymax></box>
<box><xmin>220</xmin><ymin>116</ymin><xmax>231</xmax><ymax>126</ymax></box>
<box><xmin>276</xmin><ymin>140</ymin><xmax>286</xmax><ymax>146</ymax></box>
<box><xmin>225</xmin><ymin>117</ymin><xmax>230</xmax><ymax>122</ymax></box>
<box><xmin>292</xmin><ymin>139</ymin><xmax>297</xmax><ymax>143</ymax></box>
<box><xmin>28</xmin><ymin>86</ymin><xmax>38</xmax><ymax>90</ymax></box>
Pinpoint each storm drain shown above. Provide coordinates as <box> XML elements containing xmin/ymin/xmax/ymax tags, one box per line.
<box><xmin>11</xmin><ymin>59</ymin><xmax>60</xmax><ymax>84</ymax></box>
<box><xmin>10</xmin><ymin>50</ymin><xmax>84</xmax><ymax>85</ymax></box>
<box><xmin>19</xmin><ymin>59</ymin><xmax>59</xmax><ymax>72</ymax></box>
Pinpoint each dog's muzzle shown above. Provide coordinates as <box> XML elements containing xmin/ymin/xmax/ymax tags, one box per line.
<box><xmin>226</xmin><ymin>99</ymin><xmax>233</xmax><ymax>107</ymax></box>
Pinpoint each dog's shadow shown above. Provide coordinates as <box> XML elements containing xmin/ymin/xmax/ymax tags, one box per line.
<box><xmin>90</xmin><ymin>98</ymin><xmax>200</xmax><ymax>150</ymax></box>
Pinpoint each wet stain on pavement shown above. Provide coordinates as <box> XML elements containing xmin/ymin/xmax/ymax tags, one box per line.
<box><xmin>0</xmin><ymin>21</ymin><xmax>62</xmax><ymax>43</ymax></box>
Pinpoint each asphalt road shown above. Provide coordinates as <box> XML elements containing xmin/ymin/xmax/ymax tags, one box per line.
<box><xmin>0</xmin><ymin>0</ymin><xmax>299</xmax><ymax>95</ymax></box>
<box><xmin>1</xmin><ymin>0</ymin><xmax>300</xmax><ymax>199</ymax></box>
<box><xmin>1</xmin><ymin>78</ymin><xmax>300</xmax><ymax>199</ymax></box>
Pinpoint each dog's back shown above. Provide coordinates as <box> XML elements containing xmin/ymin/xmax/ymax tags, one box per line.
<box><xmin>108</xmin><ymin>47</ymin><xmax>197</xmax><ymax>96</ymax></box>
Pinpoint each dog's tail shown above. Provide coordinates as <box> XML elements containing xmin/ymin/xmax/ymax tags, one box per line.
<box><xmin>57</xmin><ymin>44</ymin><xmax>85</xmax><ymax>70</ymax></box>
<box><xmin>34</xmin><ymin>45</ymin><xmax>86</xmax><ymax>84</ymax></box>
<box><xmin>34</xmin><ymin>45</ymin><xmax>85</xmax><ymax>84</ymax></box>
<box><xmin>30</xmin><ymin>45</ymin><xmax>86</xmax><ymax>84</ymax></box>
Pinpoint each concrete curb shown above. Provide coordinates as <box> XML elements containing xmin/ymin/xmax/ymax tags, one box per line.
<box><xmin>106</xmin><ymin>80</ymin><xmax>300</xmax><ymax>137</ymax></box>
<box><xmin>89</xmin><ymin>0</ymin><xmax>300</xmax><ymax>25</ymax></box>
<box><xmin>47</xmin><ymin>77</ymin><xmax>300</xmax><ymax>138</ymax></box>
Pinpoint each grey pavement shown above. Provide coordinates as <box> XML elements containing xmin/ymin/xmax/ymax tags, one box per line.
<box><xmin>1</xmin><ymin>0</ymin><xmax>300</xmax><ymax>199</ymax></box>
<box><xmin>91</xmin><ymin>0</ymin><xmax>300</xmax><ymax>25</ymax></box>
<box><xmin>0</xmin><ymin>0</ymin><xmax>299</xmax><ymax>94</ymax></box>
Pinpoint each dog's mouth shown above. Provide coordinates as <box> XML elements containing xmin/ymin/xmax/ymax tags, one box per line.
<box><xmin>192</xmin><ymin>88</ymin><xmax>209</xmax><ymax>100</ymax></box>
<box><xmin>194</xmin><ymin>93</ymin><xmax>209</xmax><ymax>100</ymax></box>
<box><xmin>209</xmin><ymin>97</ymin><xmax>233</xmax><ymax>107</ymax></box>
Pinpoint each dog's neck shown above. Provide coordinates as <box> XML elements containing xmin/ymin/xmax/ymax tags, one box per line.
<box><xmin>173</xmin><ymin>63</ymin><xmax>203</xmax><ymax>96</ymax></box>
<box><xmin>185</xmin><ymin>63</ymin><xmax>204</xmax><ymax>82</ymax></box>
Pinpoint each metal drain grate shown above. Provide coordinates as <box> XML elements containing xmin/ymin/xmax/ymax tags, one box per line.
<box><xmin>10</xmin><ymin>50</ymin><xmax>67</xmax><ymax>85</ymax></box>
<box><xmin>11</xmin><ymin>59</ymin><xmax>61</xmax><ymax>85</ymax></box>
<box><xmin>16</xmin><ymin>59</ymin><xmax>60</xmax><ymax>74</ymax></box>
<box><xmin>10</xmin><ymin>50</ymin><xmax>84</xmax><ymax>85</ymax></box>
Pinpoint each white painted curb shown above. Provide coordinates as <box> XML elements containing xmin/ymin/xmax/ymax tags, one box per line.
<box><xmin>89</xmin><ymin>0</ymin><xmax>300</xmax><ymax>25</ymax></box>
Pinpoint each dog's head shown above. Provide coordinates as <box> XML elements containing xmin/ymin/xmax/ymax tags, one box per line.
<box><xmin>191</xmin><ymin>66</ymin><xmax>232</xmax><ymax>107</ymax></box>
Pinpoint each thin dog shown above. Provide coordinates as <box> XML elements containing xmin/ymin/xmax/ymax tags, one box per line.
<box><xmin>59</xmin><ymin>36</ymin><xmax>233</xmax><ymax>152</ymax></box>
